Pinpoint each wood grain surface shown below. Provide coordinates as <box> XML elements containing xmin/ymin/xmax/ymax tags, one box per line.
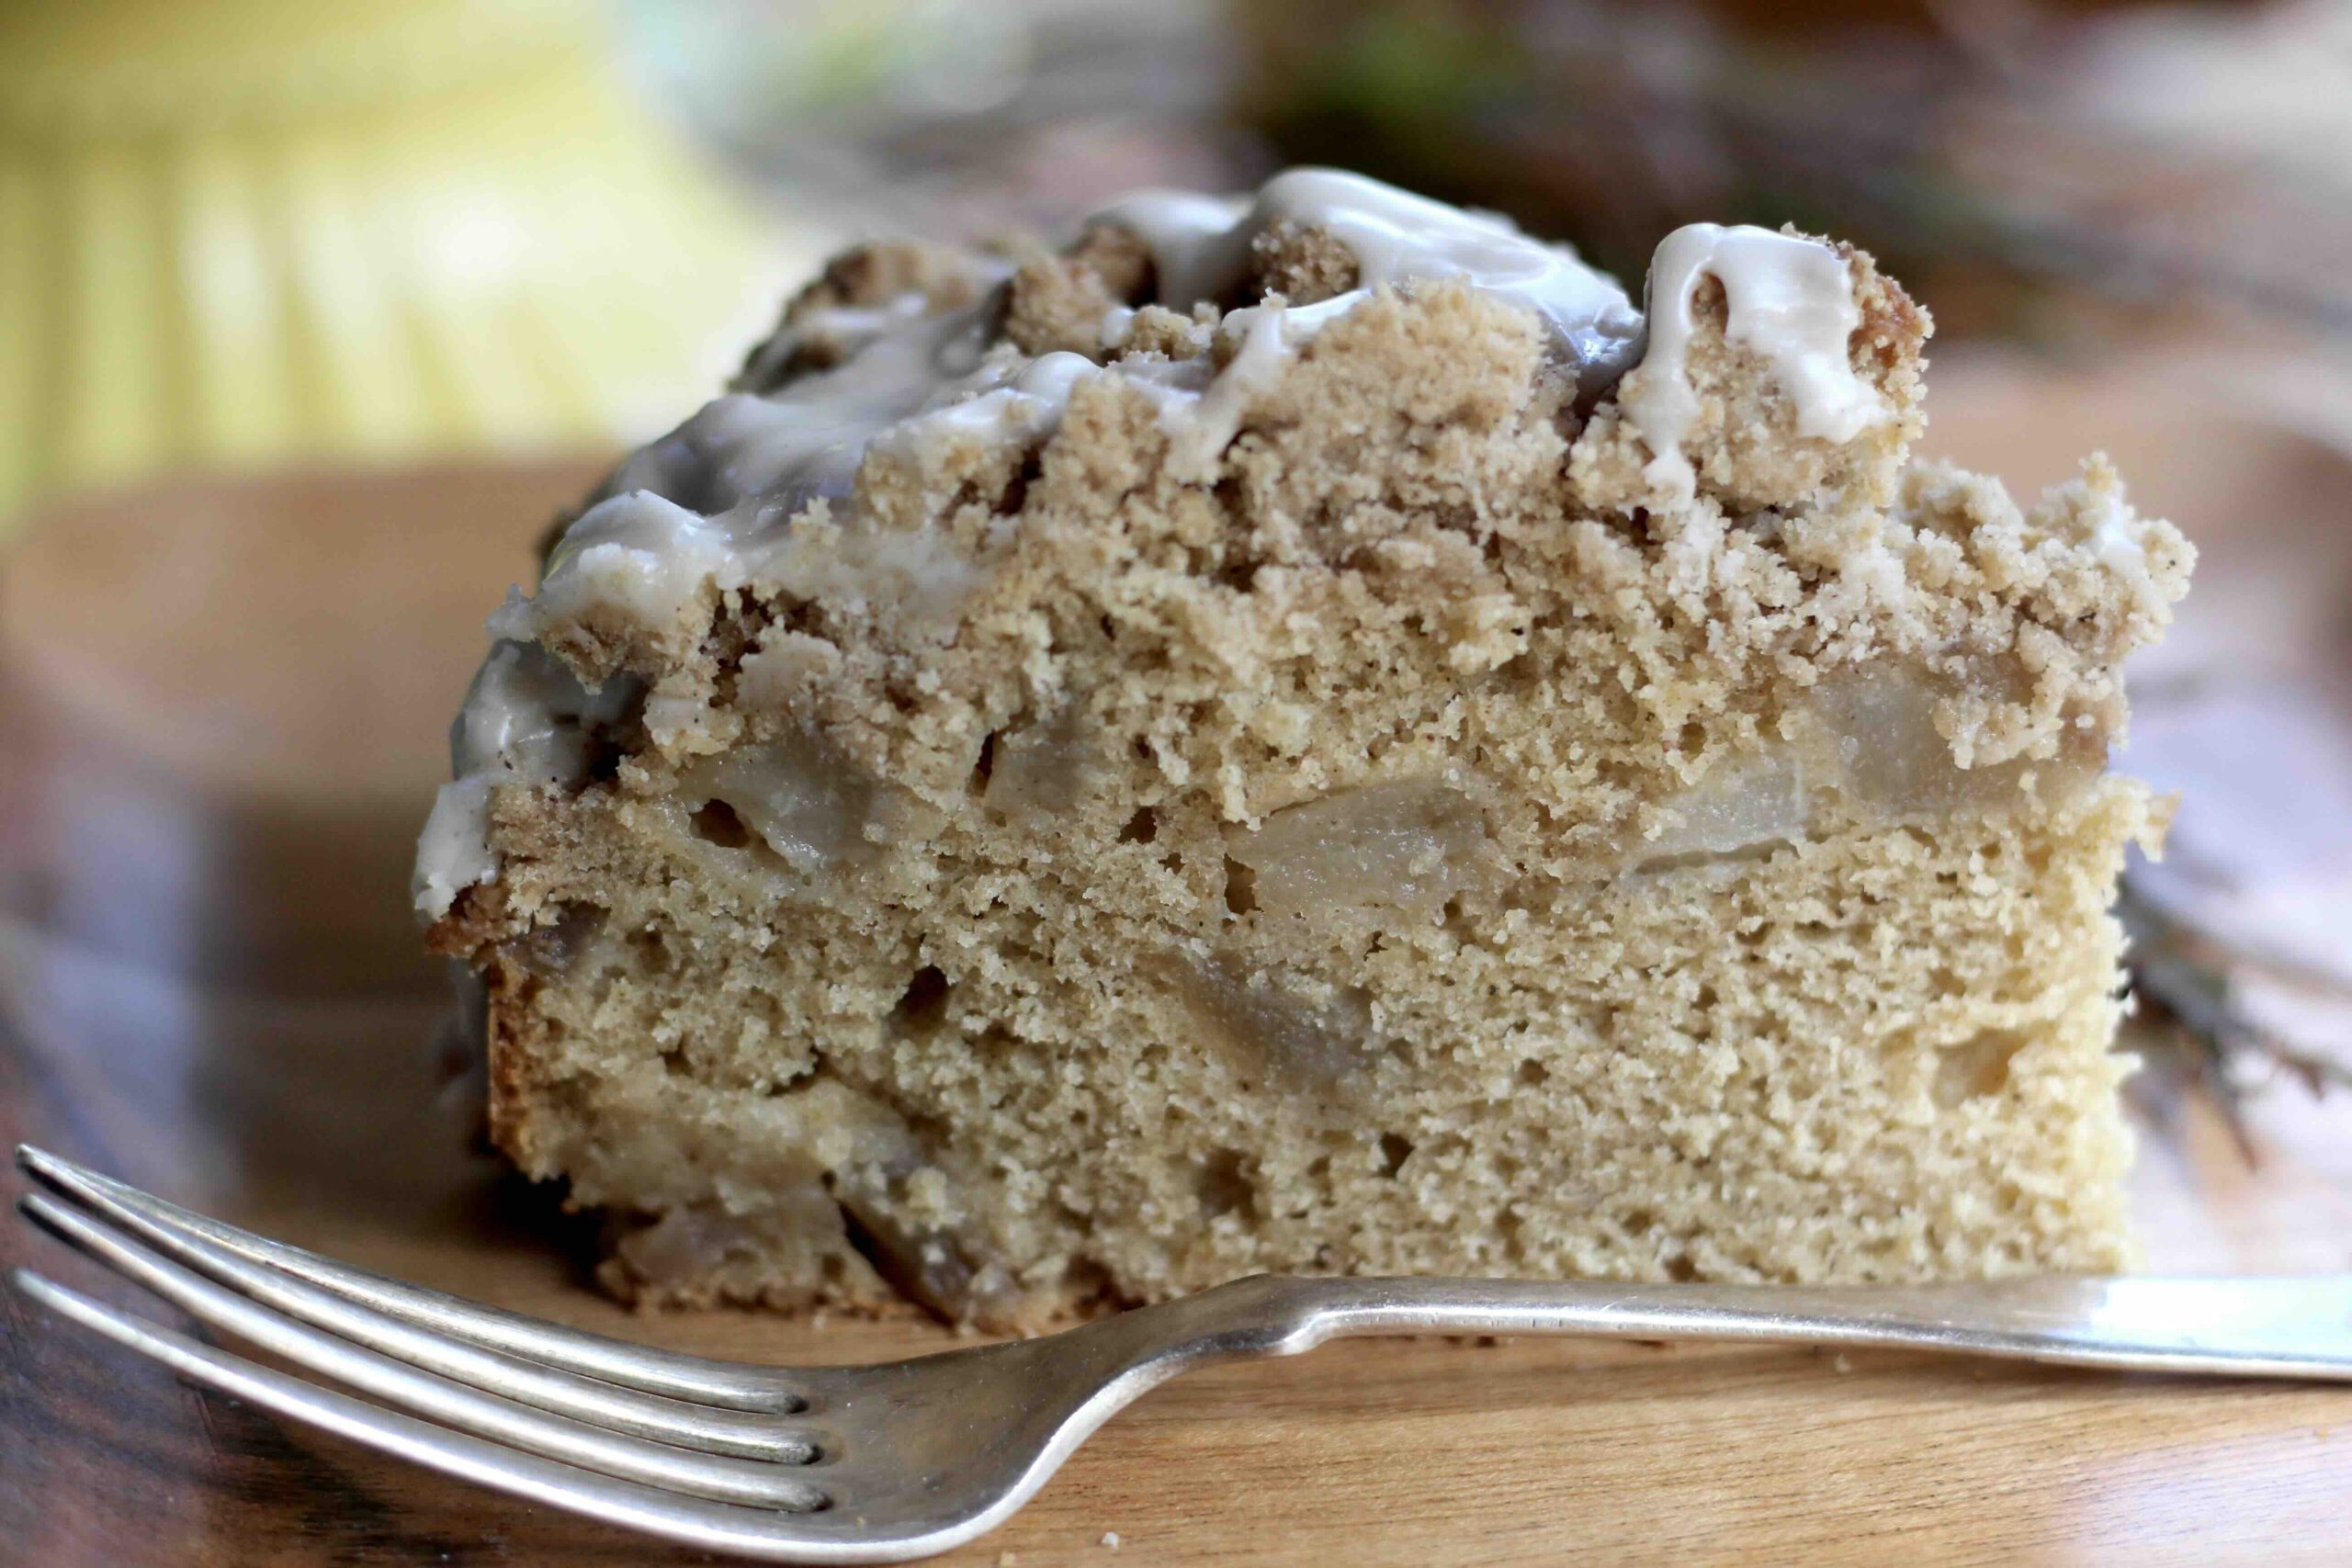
<box><xmin>4</xmin><ymin>414</ymin><xmax>2350</xmax><ymax>1565</ymax></box>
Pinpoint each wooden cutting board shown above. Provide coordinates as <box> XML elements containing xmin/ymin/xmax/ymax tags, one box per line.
<box><xmin>4</xmin><ymin>421</ymin><xmax>2350</xmax><ymax>1566</ymax></box>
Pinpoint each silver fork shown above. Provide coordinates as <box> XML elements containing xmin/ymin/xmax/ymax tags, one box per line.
<box><xmin>14</xmin><ymin>1144</ymin><xmax>2352</xmax><ymax>1565</ymax></box>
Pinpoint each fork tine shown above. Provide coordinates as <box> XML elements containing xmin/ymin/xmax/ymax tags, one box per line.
<box><xmin>18</xmin><ymin>1194</ymin><xmax>825</xmax><ymax>1509</ymax></box>
<box><xmin>15</xmin><ymin>1145</ymin><xmax>789</xmax><ymax>1410</ymax></box>
<box><xmin>16</xmin><ymin>1148</ymin><xmax>812</xmax><ymax>1459</ymax></box>
<box><xmin>7</xmin><ymin>1269</ymin><xmax>909</xmax><ymax>1564</ymax></box>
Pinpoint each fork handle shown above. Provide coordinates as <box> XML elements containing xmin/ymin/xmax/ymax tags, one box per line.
<box><xmin>1234</xmin><ymin>1274</ymin><xmax>2352</xmax><ymax>1382</ymax></box>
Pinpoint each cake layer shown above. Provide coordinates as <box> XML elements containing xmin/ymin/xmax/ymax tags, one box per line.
<box><xmin>473</xmin><ymin>773</ymin><xmax>2150</xmax><ymax>1328</ymax></box>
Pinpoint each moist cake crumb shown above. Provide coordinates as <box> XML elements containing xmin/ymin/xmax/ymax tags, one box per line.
<box><xmin>418</xmin><ymin>168</ymin><xmax>2191</xmax><ymax>1330</ymax></box>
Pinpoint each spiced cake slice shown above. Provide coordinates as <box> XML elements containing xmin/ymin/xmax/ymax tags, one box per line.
<box><xmin>416</xmin><ymin>169</ymin><xmax>2191</xmax><ymax>1329</ymax></box>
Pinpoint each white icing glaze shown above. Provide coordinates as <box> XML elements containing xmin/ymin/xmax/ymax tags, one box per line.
<box><xmin>413</xmin><ymin>641</ymin><xmax>639</xmax><ymax>918</ymax></box>
<box><xmin>736</xmin><ymin>293</ymin><xmax>934</xmax><ymax>392</ymax></box>
<box><xmin>877</xmin><ymin>348</ymin><xmax>1098</xmax><ymax>457</ymax></box>
<box><xmin>1096</xmin><ymin>167</ymin><xmax>1641</xmax><ymax>387</ymax></box>
<box><xmin>496</xmin><ymin>492</ymin><xmax>738</xmax><ymax>647</ymax></box>
<box><xmin>1086</xmin><ymin>189</ymin><xmax>1251</xmax><ymax>303</ymax></box>
<box><xmin>1123</xmin><ymin>297</ymin><xmax>1360</xmax><ymax>481</ymax></box>
<box><xmin>2090</xmin><ymin>493</ymin><xmax>2153</xmax><ymax>582</ymax></box>
<box><xmin>1621</xmin><ymin>223</ymin><xmax>1883</xmax><ymax>499</ymax></box>
<box><xmin>604</xmin><ymin>292</ymin><xmax>1006</xmax><ymax>520</ymax></box>
<box><xmin>489</xmin><ymin>333</ymin><xmax>1093</xmax><ymax>660</ymax></box>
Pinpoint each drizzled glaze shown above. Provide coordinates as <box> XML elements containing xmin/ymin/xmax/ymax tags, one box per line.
<box><xmin>414</xmin><ymin>172</ymin><xmax>1880</xmax><ymax>919</ymax></box>
<box><xmin>1096</xmin><ymin>169</ymin><xmax>1644</xmax><ymax>387</ymax></box>
<box><xmin>1620</xmin><ymin>223</ymin><xmax>1883</xmax><ymax>500</ymax></box>
<box><xmin>412</xmin><ymin>641</ymin><xmax>639</xmax><ymax>919</ymax></box>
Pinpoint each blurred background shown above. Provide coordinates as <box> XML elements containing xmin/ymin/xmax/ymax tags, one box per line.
<box><xmin>0</xmin><ymin>0</ymin><xmax>2346</xmax><ymax>1239</ymax></box>
<box><xmin>10</xmin><ymin>0</ymin><xmax>2352</xmax><ymax>522</ymax></box>
<box><xmin>0</xmin><ymin>0</ymin><xmax>1243</xmax><ymax>524</ymax></box>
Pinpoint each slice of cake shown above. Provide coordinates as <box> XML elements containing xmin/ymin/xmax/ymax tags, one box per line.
<box><xmin>416</xmin><ymin>169</ymin><xmax>2191</xmax><ymax>1329</ymax></box>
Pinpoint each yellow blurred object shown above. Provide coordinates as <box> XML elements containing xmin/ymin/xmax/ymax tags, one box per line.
<box><xmin>0</xmin><ymin>0</ymin><xmax>813</xmax><ymax>529</ymax></box>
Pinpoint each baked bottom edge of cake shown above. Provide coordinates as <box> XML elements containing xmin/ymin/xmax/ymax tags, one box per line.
<box><xmin>454</xmin><ymin>785</ymin><xmax>2150</xmax><ymax>1330</ymax></box>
